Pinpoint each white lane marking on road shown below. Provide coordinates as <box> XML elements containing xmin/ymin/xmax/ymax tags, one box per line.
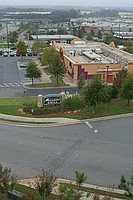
<box><xmin>94</xmin><ymin>130</ymin><xmax>98</xmax><ymax>133</ymax></box>
<box><xmin>4</xmin><ymin>83</ymin><xmax>9</xmax><ymax>87</ymax></box>
<box><xmin>85</xmin><ymin>121</ymin><xmax>93</xmax><ymax>128</ymax></box>
<box><xmin>0</xmin><ymin>85</ymin><xmax>3</xmax><ymax>87</ymax></box>
<box><xmin>9</xmin><ymin>83</ymin><xmax>14</xmax><ymax>86</ymax></box>
<box><xmin>15</xmin><ymin>83</ymin><xmax>20</xmax><ymax>86</ymax></box>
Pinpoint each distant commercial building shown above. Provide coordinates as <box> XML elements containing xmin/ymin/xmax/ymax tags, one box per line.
<box><xmin>54</xmin><ymin>38</ymin><xmax>133</xmax><ymax>84</ymax></box>
<box><xmin>31</xmin><ymin>34</ymin><xmax>77</xmax><ymax>43</ymax></box>
<box><xmin>113</xmin><ymin>32</ymin><xmax>133</xmax><ymax>40</ymax></box>
<box><xmin>119</xmin><ymin>12</ymin><xmax>133</xmax><ymax>19</ymax></box>
<box><xmin>80</xmin><ymin>20</ymin><xmax>133</xmax><ymax>33</ymax></box>
<box><xmin>80</xmin><ymin>25</ymin><xmax>99</xmax><ymax>33</ymax></box>
<box><xmin>6</xmin><ymin>11</ymin><xmax>51</xmax><ymax>15</ymax></box>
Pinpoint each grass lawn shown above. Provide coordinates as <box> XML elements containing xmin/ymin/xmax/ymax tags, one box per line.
<box><xmin>14</xmin><ymin>184</ymin><xmax>59</xmax><ymax>200</ymax></box>
<box><xmin>64</xmin><ymin>183</ymin><xmax>127</xmax><ymax>199</ymax></box>
<box><xmin>26</xmin><ymin>76</ymin><xmax>69</xmax><ymax>88</ymax></box>
<box><xmin>0</xmin><ymin>97</ymin><xmax>37</xmax><ymax>116</ymax></box>
<box><xmin>0</xmin><ymin>97</ymin><xmax>133</xmax><ymax>120</ymax></box>
<box><xmin>0</xmin><ymin>43</ymin><xmax>15</xmax><ymax>48</ymax></box>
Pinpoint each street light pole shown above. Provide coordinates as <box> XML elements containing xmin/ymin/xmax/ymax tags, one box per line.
<box><xmin>6</xmin><ymin>23</ymin><xmax>9</xmax><ymax>53</ymax></box>
<box><xmin>106</xmin><ymin>65</ymin><xmax>109</xmax><ymax>86</ymax></box>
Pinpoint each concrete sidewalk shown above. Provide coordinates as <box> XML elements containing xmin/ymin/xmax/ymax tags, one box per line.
<box><xmin>1</xmin><ymin>112</ymin><xmax>133</xmax><ymax>126</ymax></box>
<box><xmin>0</xmin><ymin>113</ymin><xmax>80</xmax><ymax>125</ymax></box>
<box><xmin>35</xmin><ymin>59</ymin><xmax>76</xmax><ymax>86</ymax></box>
<box><xmin>35</xmin><ymin>60</ymin><xmax>52</xmax><ymax>83</ymax></box>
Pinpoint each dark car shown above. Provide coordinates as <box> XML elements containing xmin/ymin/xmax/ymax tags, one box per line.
<box><xmin>27</xmin><ymin>51</ymin><xmax>32</xmax><ymax>56</ymax></box>
<box><xmin>32</xmin><ymin>52</ymin><xmax>38</xmax><ymax>56</ymax></box>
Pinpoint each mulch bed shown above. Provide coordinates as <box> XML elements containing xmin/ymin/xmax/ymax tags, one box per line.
<box><xmin>17</xmin><ymin>108</ymin><xmax>81</xmax><ymax>117</ymax></box>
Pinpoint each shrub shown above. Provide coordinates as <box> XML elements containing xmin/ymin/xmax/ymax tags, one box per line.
<box><xmin>30</xmin><ymin>106</ymin><xmax>62</xmax><ymax>115</ymax></box>
<box><xmin>23</xmin><ymin>106</ymin><xmax>32</xmax><ymax>114</ymax></box>
<box><xmin>61</xmin><ymin>95</ymin><xmax>85</xmax><ymax>111</ymax></box>
<box><xmin>23</xmin><ymin>102</ymin><xmax>36</xmax><ymax>107</ymax></box>
<box><xmin>111</xmin><ymin>85</ymin><xmax>118</xmax><ymax>98</ymax></box>
<box><xmin>22</xmin><ymin>95</ymin><xmax>86</xmax><ymax>115</ymax></box>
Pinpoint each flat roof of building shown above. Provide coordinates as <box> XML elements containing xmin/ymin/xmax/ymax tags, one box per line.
<box><xmin>101</xmin><ymin>43</ymin><xmax>133</xmax><ymax>62</ymax></box>
<box><xmin>31</xmin><ymin>35</ymin><xmax>77</xmax><ymax>40</ymax></box>
<box><xmin>55</xmin><ymin>41</ymin><xmax>133</xmax><ymax>65</ymax></box>
<box><xmin>82</xmin><ymin>51</ymin><xmax>101</xmax><ymax>59</ymax></box>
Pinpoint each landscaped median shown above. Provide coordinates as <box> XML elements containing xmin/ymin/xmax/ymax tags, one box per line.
<box><xmin>15</xmin><ymin>177</ymin><xmax>127</xmax><ymax>200</ymax></box>
<box><xmin>0</xmin><ymin>96</ymin><xmax>133</xmax><ymax>126</ymax></box>
<box><xmin>0</xmin><ymin>97</ymin><xmax>133</xmax><ymax>121</ymax></box>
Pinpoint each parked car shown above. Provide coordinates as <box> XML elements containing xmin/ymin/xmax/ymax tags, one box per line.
<box><xmin>19</xmin><ymin>62</ymin><xmax>28</xmax><ymax>68</ymax></box>
<box><xmin>10</xmin><ymin>47</ymin><xmax>16</xmax><ymax>51</ymax></box>
<box><xmin>32</xmin><ymin>52</ymin><xmax>38</xmax><ymax>56</ymax></box>
<box><xmin>27</xmin><ymin>51</ymin><xmax>32</xmax><ymax>56</ymax></box>
<box><xmin>3</xmin><ymin>52</ymin><xmax>8</xmax><ymax>57</ymax></box>
<box><xmin>10</xmin><ymin>51</ymin><xmax>15</xmax><ymax>57</ymax></box>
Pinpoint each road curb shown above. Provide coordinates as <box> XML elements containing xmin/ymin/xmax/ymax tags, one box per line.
<box><xmin>18</xmin><ymin>177</ymin><xmax>126</xmax><ymax>195</ymax></box>
<box><xmin>82</xmin><ymin>112</ymin><xmax>133</xmax><ymax>123</ymax></box>
<box><xmin>0</xmin><ymin>112</ymin><xmax>133</xmax><ymax>127</ymax></box>
<box><xmin>23</xmin><ymin>83</ymin><xmax>77</xmax><ymax>90</ymax></box>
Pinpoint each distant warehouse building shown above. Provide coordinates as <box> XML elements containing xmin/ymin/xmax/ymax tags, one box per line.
<box><xmin>113</xmin><ymin>32</ymin><xmax>133</xmax><ymax>40</ymax></box>
<box><xmin>54</xmin><ymin>38</ymin><xmax>133</xmax><ymax>84</ymax></box>
<box><xmin>31</xmin><ymin>34</ymin><xmax>77</xmax><ymax>44</ymax></box>
<box><xmin>80</xmin><ymin>25</ymin><xmax>99</xmax><ymax>33</ymax></box>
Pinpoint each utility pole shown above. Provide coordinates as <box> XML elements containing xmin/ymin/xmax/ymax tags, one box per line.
<box><xmin>27</xmin><ymin>32</ymin><xmax>30</xmax><ymax>49</ymax></box>
<box><xmin>6</xmin><ymin>23</ymin><xmax>10</xmax><ymax>52</ymax></box>
<box><xmin>106</xmin><ymin>65</ymin><xmax>109</xmax><ymax>86</ymax></box>
<box><xmin>1</xmin><ymin>36</ymin><xmax>4</xmax><ymax>52</ymax></box>
<box><xmin>36</xmin><ymin>22</ymin><xmax>38</xmax><ymax>40</ymax></box>
<box><xmin>119</xmin><ymin>23</ymin><xmax>121</xmax><ymax>44</ymax></box>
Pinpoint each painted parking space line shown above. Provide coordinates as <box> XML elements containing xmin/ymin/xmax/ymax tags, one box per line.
<box><xmin>15</xmin><ymin>83</ymin><xmax>20</xmax><ymax>86</ymax></box>
<box><xmin>9</xmin><ymin>83</ymin><xmax>14</xmax><ymax>86</ymax></box>
<box><xmin>0</xmin><ymin>83</ymin><xmax>22</xmax><ymax>87</ymax></box>
<box><xmin>4</xmin><ymin>83</ymin><xmax>9</xmax><ymax>87</ymax></box>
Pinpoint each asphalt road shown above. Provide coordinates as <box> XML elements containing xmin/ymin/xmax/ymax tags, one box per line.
<box><xmin>0</xmin><ymin>117</ymin><xmax>133</xmax><ymax>187</ymax></box>
<box><xmin>25</xmin><ymin>86</ymin><xmax>79</xmax><ymax>97</ymax></box>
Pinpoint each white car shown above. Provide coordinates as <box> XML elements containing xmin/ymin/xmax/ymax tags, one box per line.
<box><xmin>3</xmin><ymin>52</ymin><xmax>8</xmax><ymax>57</ymax></box>
<box><xmin>10</xmin><ymin>51</ymin><xmax>15</xmax><ymax>57</ymax></box>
